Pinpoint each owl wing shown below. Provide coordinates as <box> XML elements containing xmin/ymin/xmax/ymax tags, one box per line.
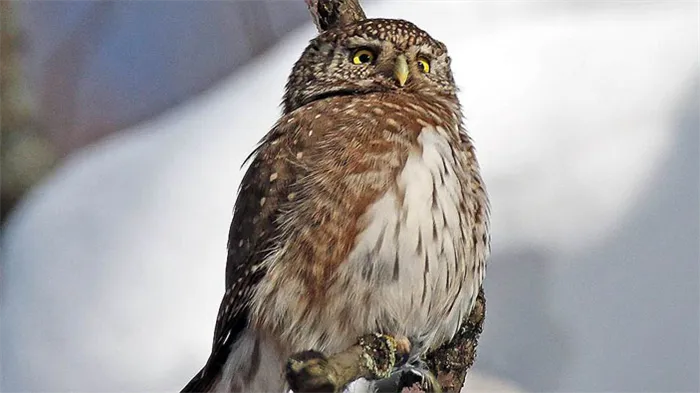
<box><xmin>181</xmin><ymin>121</ymin><xmax>296</xmax><ymax>392</ymax></box>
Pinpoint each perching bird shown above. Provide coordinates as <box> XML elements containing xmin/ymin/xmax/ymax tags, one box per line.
<box><xmin>182</xmin><ymin>1</ymin><xmax>489</xmax><ymax>391</ymax></box>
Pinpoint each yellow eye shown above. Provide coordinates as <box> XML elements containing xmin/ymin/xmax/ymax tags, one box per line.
<box><xmin>352</xmin><ymin>49</ymin><xmax>375</xmax><ymax>65</ymax></box>
<box><xmin>417</xmin><ymin>57</ymin><xmax>430</xmax><ymax>73</ymax></box>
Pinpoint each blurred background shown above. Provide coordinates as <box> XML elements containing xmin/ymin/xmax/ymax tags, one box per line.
<box><xmin>1</xmin><ymin>1</ymin><xmax>698</xmax><ymax>392</ymax></box>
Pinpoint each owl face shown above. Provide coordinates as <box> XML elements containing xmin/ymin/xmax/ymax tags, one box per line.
<box><xmin>284</xmin><ymin>18</ymin><xmax>457</xmax><ymax>113</ymax></box>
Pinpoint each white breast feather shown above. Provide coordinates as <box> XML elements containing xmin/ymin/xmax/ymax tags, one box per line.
<box><xmin>345</xmin><ymin>125</ymin><xmax>479</xmax><ymax>352</ymax></box>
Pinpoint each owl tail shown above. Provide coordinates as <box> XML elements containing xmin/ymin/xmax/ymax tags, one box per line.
<box><xmin>181</xmin><ymin>330</ymin><xmax>286</xmax><ymax>392</ymax></box>
<box><xmin>181</xmin><ymin>348</ymin><xmax>229</xmax><ymax>393</ymax></box>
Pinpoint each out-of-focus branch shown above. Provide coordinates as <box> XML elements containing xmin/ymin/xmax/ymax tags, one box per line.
<box><xmin>305</xmin><ymin>0</ymin><xmax>366</xmax><ymax>32</ymax></box>
<box><xmin>0</xmin><ymin>2</ymin><xmax>56</xmax><ymax>222</ymax></box>
<box><xmin>40</xmin><ymin>1</ymin><xmax>114</xmax><ymax>153</ymax></box>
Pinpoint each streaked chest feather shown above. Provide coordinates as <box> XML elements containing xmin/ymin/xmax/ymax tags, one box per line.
<box><xmin>251</xmin><ymin>117</ymin><xmax>487</xmax><ymax>358</ymax></box>
<box><xmin>341</xmin><ymin>126</ymin><xmax>480</xmax><ymax>352</ymax></box>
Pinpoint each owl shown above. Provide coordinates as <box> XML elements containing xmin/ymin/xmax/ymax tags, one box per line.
<box><xmin>182</xmin><ymin>2</ymin><xmax>489</xmax><ymax>392</ymax></box>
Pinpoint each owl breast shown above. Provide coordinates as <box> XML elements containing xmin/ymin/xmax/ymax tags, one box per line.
<box><xmin>249</xmin><ymin>95</ymin><xmax>488</xmax><ymax>362</ymax></box>
<box><xmin>339</xmin><ymin>124</ymin><xmax>482</xmax><ymax>354</ymax></box>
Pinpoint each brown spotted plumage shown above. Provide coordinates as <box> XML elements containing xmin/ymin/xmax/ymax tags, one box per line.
<box><xmin>182</xmin><ymin>5</ymin><xmax>489</xmax><ymax>393</ymax></box>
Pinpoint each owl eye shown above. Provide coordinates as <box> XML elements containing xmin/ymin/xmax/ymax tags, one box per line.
<box><xmin>352</xmin><ymin>49</ymin><xmax>375</xmax><ymax>65</ymax></box>
<box><xmin>417</xmin><ymin>57</ymin><xmax>430</xmax><ymax>73</ymax></box>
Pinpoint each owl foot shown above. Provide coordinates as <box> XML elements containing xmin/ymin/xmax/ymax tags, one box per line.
<box><xmin>372</xmin><ymin>365</ymin><xmax>442</xmax><ymax>393</ymax></box>
<box><xmin>286</xmin><ymin>334</ymin><xmax>411</xmax><ymax>393</ymax></box>
<box><xmin>397</xmin><ymin>368</ymin><xmax>442</xmax><ymax>393</ymax></box>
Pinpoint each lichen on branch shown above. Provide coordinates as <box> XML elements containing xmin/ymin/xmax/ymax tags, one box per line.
<box><xmin>286</xmin><ymin>333</ymin><xmax>411</xmax><ymax>393</ymax></box>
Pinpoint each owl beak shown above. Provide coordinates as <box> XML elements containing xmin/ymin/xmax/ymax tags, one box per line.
<box><xmin>394</xmin><ymin>55</ymin><xmax>409</xmax><ymax>87</ymax></box>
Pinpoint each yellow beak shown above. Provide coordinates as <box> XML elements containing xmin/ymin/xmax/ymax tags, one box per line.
<box><xmin>394</xmin><ymin>55</ymin><xmax>409</xmax><ymax>87</ymax></box>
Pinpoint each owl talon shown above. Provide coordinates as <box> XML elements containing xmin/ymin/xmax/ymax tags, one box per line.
<box><xmin>397</xmin><ymin>368</ymin><xmax>442</xmax><ymax>393</ymax></box>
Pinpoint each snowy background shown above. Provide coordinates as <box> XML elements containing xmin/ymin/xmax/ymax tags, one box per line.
<box><xmin>1</xmin><ymin>1</ymin><xmax>698</xmax><ymax>392</ymax></box>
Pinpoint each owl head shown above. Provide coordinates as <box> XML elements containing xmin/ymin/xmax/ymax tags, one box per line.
<box><xmin>283</xmin><ymin>18</ymin><xmax>457</xmax><ymax>113</ymax></box>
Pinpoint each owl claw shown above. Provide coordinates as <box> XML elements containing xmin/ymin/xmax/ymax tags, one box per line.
<box><xmin>396</xmin><ymin>367</ymin><xmax>442</xmax><ymax>393</ymax></box>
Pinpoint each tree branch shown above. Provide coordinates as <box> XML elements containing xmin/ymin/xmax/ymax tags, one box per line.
<box><xmin>425</xmin><ymin>287</ymin><xmax>486</xmax><ymax>392</ymax></box>
<box><xmin>286</xmin><ymin>333</ymin><xmax>411</xmax><ymax>393</ymax></box>
<box><xmin>304</xmin><ymin>0</ymin><xmax>366</xmax><ymax>32</ymax></box>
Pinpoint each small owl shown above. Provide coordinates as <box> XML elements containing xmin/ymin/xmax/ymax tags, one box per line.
<box><xmin>182</xmin><ymin>1</ymin><xmax>489</xmax><ymax>392</ymax></box>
